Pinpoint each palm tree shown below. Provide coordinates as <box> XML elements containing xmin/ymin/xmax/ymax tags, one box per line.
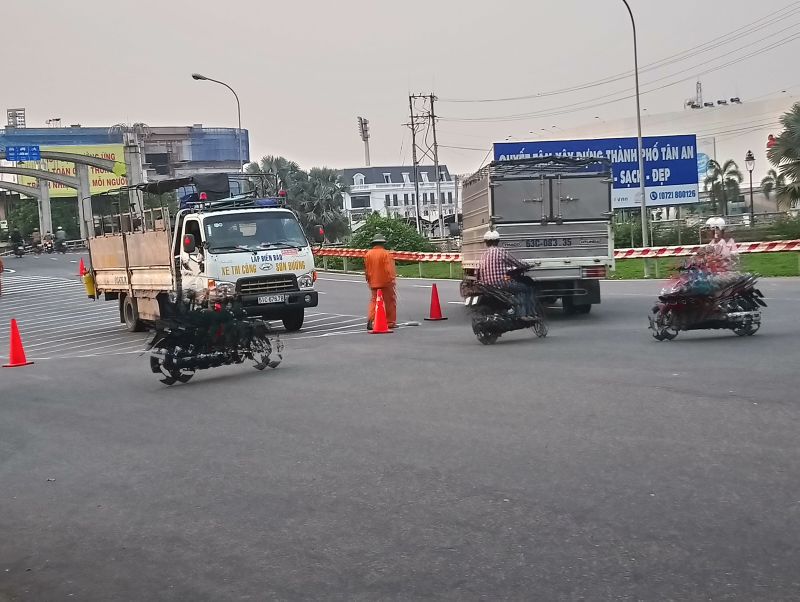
<box><xmin>245</xmin><ymin>155</ymin><xmax>304</xmax><ymax>196</ymax></box>
<box><xmin>703</xmin><ymin>159</ymin><xmax>743</xmax><ymax>215</ymax></box>
<box><xmin>298</xmin><ymin>167</ymin><xmax>349</xmax><ymax>240</ymax></box>
<box><xmin>767</xmin><ymin>101</ymin><xmax>800</xmax><ymax>211</ymax></box>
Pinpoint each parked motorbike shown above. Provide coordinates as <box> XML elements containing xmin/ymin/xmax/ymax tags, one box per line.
<box><xmin>146</xmin><ymin>290</ymin><xmax>283</xmax><ymax>385</ymax></box>
<box><xmin>462</xmin><ymin>267</ymin><xmax>548</xmax><ymax>345</ymax></box>
<box><xmin>649</xmin><ymin>269</ymin><xmax>766</xmax><ymax>340</ymax></box>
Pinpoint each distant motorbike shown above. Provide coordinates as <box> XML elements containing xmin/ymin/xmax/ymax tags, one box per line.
<box><xmin>13</xmin><ymin>243</ymin><xmax>25</xmax><ymax>257</ymax></box>
<box><xmin>55</xmin><ymin>239</ymin><xmax>67</xmax><ymax>254</ymax></box>
<box><xmin>146</xmin><ymin>291</ymin><xmax>283</xmax><ymax>385</ymax></box>
<box><xmin>462</xmin><ymin>266</ymin><xmax>548</xmax><ymax>345</ymax></box>
<box><xmin>43</xmin><ymin>240</ymin><xmax>54</xmax><ymax>254</ymax></box>
<box><xmin>649</xmin><ymin>270</ymin><xmax>767</xmax><ymax>340</ymax></box>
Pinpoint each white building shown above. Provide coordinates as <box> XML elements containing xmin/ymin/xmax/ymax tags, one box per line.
<box><xmin>340</xmin><ymin>165</ymin><xmax>458</xmax><ymax>235</ymax></box>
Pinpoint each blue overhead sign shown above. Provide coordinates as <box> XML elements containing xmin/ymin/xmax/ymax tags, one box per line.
<box><xmin>493</xmin><ymin>135</ymin><xmax>700</xmax><ymax>209</ymax></box>
<box><xmin>4</xmin><ymin>145</ymin><xmax>41</xmax><ymax>162</ymax></box>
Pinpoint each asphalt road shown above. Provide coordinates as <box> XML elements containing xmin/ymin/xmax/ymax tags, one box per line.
<box><xmin>1</xmin><ymin>254</ymin><xmax>799</xmax><ymax>600</ymax></box>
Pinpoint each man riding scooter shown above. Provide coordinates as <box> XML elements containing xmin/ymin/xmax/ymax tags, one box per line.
<box><xmin>54</xmin><ymin>226</ymin><xmax>67</xmax><ymax>253</ymax></box>
<box><xmin>477</xmin><ymin>230</ymin><xmax>535</xmax><ymax>320</ymax></box>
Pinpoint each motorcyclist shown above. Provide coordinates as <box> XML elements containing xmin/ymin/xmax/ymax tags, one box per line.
<box><xmin>477</xmin><ymin>230</ymin><xmax>535</xmax><ymax>319</ymax></box>
<box><xmin>705</xmin><ymin>217</ymin><xmax>738</xmax><ymax>259</ymax></box>
<box><xmin>31</xmin><ymin>229</ymin><xmax>41</xmax><ymax>246</ymax></box>
<box><xmin>10</xmin><ymin>228</ymin><xmax>23</xmax><ymax>247</ymax></box>
<box><xmin>55</xmin><ymin>226</ymin><xmax>67</xmax><ymax>251</ymax></box>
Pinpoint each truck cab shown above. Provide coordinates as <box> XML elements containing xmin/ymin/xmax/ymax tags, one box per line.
<box><xmin>175</xmin><ymin>204</ymin><xmax>318</xmax><ymax>331</ymax></box>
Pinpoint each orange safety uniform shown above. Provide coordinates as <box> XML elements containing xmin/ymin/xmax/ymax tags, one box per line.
<box><xmin>364</xmin><ymin>246</ymin><xmax>397</xmax><ymax>327</ymax></box>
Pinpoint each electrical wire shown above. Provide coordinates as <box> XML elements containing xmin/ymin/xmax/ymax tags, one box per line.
<box><xmin>440</xmin><ymin>1</ymin><xmax>800</xmax><ymax>104</ymax></box>
<box><xmin>441</xmin><ymin>31</ymin><xmax>800</xmax><ymax>123</ymax></box>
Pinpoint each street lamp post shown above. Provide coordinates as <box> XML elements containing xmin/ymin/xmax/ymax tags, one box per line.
<box><xmin>621</xmin><ymin>0</ymin><xmax>650</xmax><ymax>276</ymax></box>
<box><xmin>191</xmin><ymin>73</ymin><xmax>243</xmax><ymax>172</ymax></box>
<box><xmin>745</xmin><ymin>150</ymin><xmax>755</xmax><ymax>226</ymax></box>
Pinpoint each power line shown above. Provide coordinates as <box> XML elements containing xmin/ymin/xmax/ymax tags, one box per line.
<box><xmin>440</xmin><ymin>1</ymin><xmax>800</xmax><ymax>104</ymax></box>
<box><xmin>441</xmin><ymin>31</ymin><xmax>800</xmax><ymax>123</ymax></box>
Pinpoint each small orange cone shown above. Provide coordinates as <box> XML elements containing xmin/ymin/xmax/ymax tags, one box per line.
<box><xmin>3</xmin><ymin>319</ymin><xmax>33</xmax><ymax>368</ymax></box>
<box><xmin>78</xmin><ymin>257</ymin><xmax>87</xmax><ymax>276</ymax></box>
<box><xmin>369</xmin><ymin>290</ymin><xmax>393</xmax><ymax>334</ymax></box>
<box><xmin>424</xmin><ymin>283</ymin><xmax>448</xmax><ymax>321</ymax></box>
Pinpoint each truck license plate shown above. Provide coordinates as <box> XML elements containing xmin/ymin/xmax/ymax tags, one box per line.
<box><xmin>257</xmin><ymin>294</ymin><xmax>286</xmax><ymax>304</ymax></box>
<box><xmin>525</xmin><ymin>238</ymin><xmax>572</xmax><ymax>248</ymax></box>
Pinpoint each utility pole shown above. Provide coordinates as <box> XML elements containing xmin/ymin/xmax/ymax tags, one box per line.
<box><xmin>430</xmin><ymin>94</ymin><xmax>444</xmax><ymax>238</ymax></box>
<box><xmin>408</xmin><ymin>96</ymin><xmax>422</xmax><ymax>233</ymax></box>
<box><xmin>357</xmin><ymin>117</ymin><xmax>371</xmax><ymax>166</ymax></box>
<box><xmin>408</xmin><ymin>93</ymin><xmax>444</xmax><ymax>237</ymax></box>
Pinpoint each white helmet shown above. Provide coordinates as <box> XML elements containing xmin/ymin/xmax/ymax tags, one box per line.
<box><xmin>705</xmin><ymin>217</ymin><xmax>726</xmax><ymax>229</ymax></box>
<box><xmin>483</xmin><ymin>230</ymin><xmax>500</xmax><ymax>241</ymax></box>
<box><xmin>57</xmin><ymin>226</ymin><xmax>63</xmax><ymax>230</ymax></box>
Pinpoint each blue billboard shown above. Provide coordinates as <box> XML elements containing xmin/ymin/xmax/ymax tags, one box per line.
<box><xmin>493</xmin><ymin>135</ymin><xmax>700</xmax><ymax>209</ymax></box>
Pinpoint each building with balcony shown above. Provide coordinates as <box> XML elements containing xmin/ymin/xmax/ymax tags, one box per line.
<box><xmin>340</xmin><ymin>165</ymin><xmax>458</xmax><ymax>235</ymax></box>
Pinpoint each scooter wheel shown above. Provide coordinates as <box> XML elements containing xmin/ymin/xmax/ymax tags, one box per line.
<box><xmin>476</xmin><ymin>331</ymin><xmax>498</xmax><ymax>345</ymax></box>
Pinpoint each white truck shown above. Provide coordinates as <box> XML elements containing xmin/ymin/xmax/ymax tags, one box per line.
<box><xmin>461</xmin><ymin>157</ymin><xmax>614</xmax><ymax>314</ymax></box>
<box><xmin>87</xmin><ymin>176</ymin><xmax>322</xmax><ymax>332</ymax></box>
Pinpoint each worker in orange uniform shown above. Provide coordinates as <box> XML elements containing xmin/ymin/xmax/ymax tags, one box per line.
<box><xmin>364</xmin><ymin>233</ymin><xmax>397</xmax><ymax>330</ymax></box>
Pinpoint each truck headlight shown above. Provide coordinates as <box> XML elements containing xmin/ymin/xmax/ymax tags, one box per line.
<box><xmin>298</xmin><ymin>273</ymin><xmax>314</xmax><ymax>289</ymax></box>
<box><xmin>213</xmin><ymin>281</ymin><xmax>237</xmax><ymax>296</ymax></box>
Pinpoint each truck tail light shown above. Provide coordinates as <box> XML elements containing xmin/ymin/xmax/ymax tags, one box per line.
<box><xmin>582</xmin><ymin>266</ymin><xmax>607</xmax><ymax>279</ymax></box>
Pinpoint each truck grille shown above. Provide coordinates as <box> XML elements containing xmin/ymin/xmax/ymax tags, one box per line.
<box><xmin>238</xmin><ymin>275</ymin><xmax>298</xmax><ymax>295</ymax></box>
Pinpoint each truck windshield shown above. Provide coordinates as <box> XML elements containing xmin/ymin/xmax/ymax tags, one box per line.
<box><xmin>204</xmin><ymin>213</ymin><xmax>308</xmax><ymax>252</ymax></box>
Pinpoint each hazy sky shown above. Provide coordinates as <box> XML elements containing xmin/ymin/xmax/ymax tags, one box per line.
<box><xmin>3</xmin><ymin>0</ymin><xmax>799</xmax><ymax>174</ymax></box>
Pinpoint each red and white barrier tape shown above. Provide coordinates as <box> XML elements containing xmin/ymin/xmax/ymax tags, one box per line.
<box><xmin>314</xmin><ymin>247</ymin><xmax>462</xmax><ymax>262</ymax></box>
<box><xmin>313</xmin><ymin>239</ymin><xmax>800</xmax><ymax>263</ymax></box>
<box><xmin>613</xmin><ymin>239</ymin><xmax>800</xmax><ymax>259</ymax></box>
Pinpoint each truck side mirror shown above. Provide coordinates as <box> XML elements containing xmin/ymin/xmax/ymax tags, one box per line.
<box><xmin>182</xmin><ymin>233</ymin><xmax>196</xmax><ymax>254</ymax></box>
<box><xmin>311</xmin><ymin>225</ymin><xmax>325</xmax><ymax>244</ymax></box>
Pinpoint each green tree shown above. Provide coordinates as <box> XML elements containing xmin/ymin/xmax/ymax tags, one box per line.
<box><xmin>767</xmin><ymin>101</ymin><xmax>800</xmax><ymax>210</ymax></box>
<box><xmin>350</xmin><ymin>214</ymin><xmax>435</xmax><ymax>253</ymax></box>
<box><xmin>296</xmin><ymin>167</ymin><xmax>349</xmax><ymax>241</ymax></box>
<box><xmin>703</xmin><ymin>159</ymin><xmax>742</xmax><ymax>215</ymax></box>
<box><xmin>247</xmin><ymin>156</ymin><xmax>350</xmax><ymax>241</ymax></box>
<box><xmin>7</xmin><ymin>201</ymin><xmax>40</xmax><ymax>237</ymax></box>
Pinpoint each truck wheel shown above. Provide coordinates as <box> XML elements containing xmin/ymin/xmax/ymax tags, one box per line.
<box><xmin>282</xmin><ymin>309</ymin><xmax>304</xmax><ymax>332</ymax></box>
<box><xmin>122</xmin><ymin>296</ymin><xmax>146</xmax><ymax>332</ymax></box>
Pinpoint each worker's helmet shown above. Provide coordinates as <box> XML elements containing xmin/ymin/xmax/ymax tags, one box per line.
<box><xmin>57</xmin><ymin>226</ymin><xmax>63</xmax><ymax>231</ymax></box>
<box><xmin>483</xmin><ymin>230</ymin><xmax>500</xmax><ymax>241</ymax></box>
<box><xmin>705</xmin><ymin>217</ymin><xmax>726</xmax><ymax>229</ymax></box>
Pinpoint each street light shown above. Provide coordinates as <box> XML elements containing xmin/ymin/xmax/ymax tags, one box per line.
<box><xmin>621</xmin><ymin>0</ymin><xmax>650</xmax><ymax>276</ymax></box>
<box><xmin>745</xmin><ymin>149</ymin><xmax>755</xmax><ymax>225</ymax></box>
<box><xmin>191</xmin><ymin>73</ymin><xmax>243</xmax><ymax>172</ymax></box>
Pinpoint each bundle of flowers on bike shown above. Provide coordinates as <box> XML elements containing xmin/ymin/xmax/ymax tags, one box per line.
<box><xmin>660</xmin><ymin>245</ymin><xmax>747</xmax><ymax>298</ymax></box>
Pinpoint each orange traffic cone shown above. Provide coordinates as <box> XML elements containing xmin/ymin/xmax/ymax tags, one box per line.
<box><xmin>369</xmin><ymin>290</ymin><xmax>393</xmax><ymax>334</ymax></box>
<box><xmin>77</xmin><ymin>257</ymin><xmax>87</xmax><ymax>276</ymax></box>
<box><xmin>3</xmin><ymin>319</ymin><xmax>33</xmax><ymax>368</ymax></box>
<box><xmin>424</xmin><ymin>283</ymin><xmax>448</xmax><ymax>321</ymax></box>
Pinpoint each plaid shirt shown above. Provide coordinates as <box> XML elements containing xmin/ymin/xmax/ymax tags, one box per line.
<box><xmin>477</xmin><ymin>246</ymin><xmax>527</xmax><ymax>286</ymax></box>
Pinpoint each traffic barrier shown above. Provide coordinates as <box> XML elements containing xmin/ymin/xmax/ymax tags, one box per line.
<box><xmin>313</xmin><ymin>239</ymin><xmax>800</xmax><ymax>263</ymax></box>
<box><xmin>3</xmin><ymin>319</ymin><xmax>33</xmax><ymax>368</ymax></box>
<box><xmin>424</xmin><ymin>284</ymin><xmax>447</xmax><ymax>321</ymax></box>
<box><xmin>613</xmin><ymin>239</ymin><xmax>800</xmax><ymax>259</ymax></box>
<box><xmin>370</xmin><ymin>290</ymin><xmax>392</xmax><ymax>334</ymax></box>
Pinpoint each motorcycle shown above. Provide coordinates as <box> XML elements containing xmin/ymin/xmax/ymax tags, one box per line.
<box><xmin>146</xmin><ymin>290</ymin><xmax>283</xmax><ymax>385</ymax></box>
<box><xmin>55</xmin><ymin>239</ymin><xmax>67</xmax><ymax>254</ymax></box>
<box><xmin>462</xmin><ymin>266</ymin><xmax>548</xmax><ymax>345</ymax></box>
<box><xmin>13</xmin><ymin>243</ymin><xmax>25</xmax><ymax>257</ymax></box>
<box><xmin>648</xmin><ymin>268</ymin><xmax>767</xmax><ymax>340</ymax></box>
<box><xmin>43</xmin><ymin>240</ymin><xmax>54</xmax><ymax>254</ymax></box>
